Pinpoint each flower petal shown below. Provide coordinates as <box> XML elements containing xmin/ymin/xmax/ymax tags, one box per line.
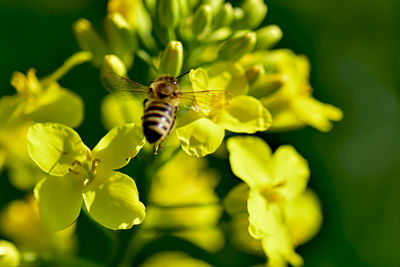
<box><xmin>223</xmin><ymin>183</ymin><xmax>249</xmax><ymax>216</ymax></box>
<box><xmin>25</xmin><ymin>87</ymin><xmax>84</xmax><ymax>128</ymax></box>
<box><xmin>207</xmin><ymin>62</ymin><xmax>248</xmax><ymax>96</ymax></box>
<box><xmin>227</xmin><ymin>136</ymin><xmax>272</xmax><ymax>189</ymax></box>
<box><xmin>247</xmin><ymin>190</ymin><xmax>279</xmax><ymax>239</ymax></box>
<box><xmin>285</xmin><ymin>190</ymin><xmax>322</xmax><ymax>246</ymax></box>
<box><xmin>91</xmin><ymin>123</ymin><xmax>145</xmax><ymax>170</ymax></box>
<box><xmin>0</xmin><ymin>240</ymin><xmax>20</xmax><ymax>267</ymax></box>
<box><xmin>176</xmin><ymin>118</ymin><xmax>225</xmax><ymax>157</ymax></box>
<box><xmin>291</xmin><ymin>96</ymin><xmax>343</xmax><ymax>132</ymax></box>
<box><xmin>34</xmin><ymin>174</ymin><xmax>83</xmax><ymax>231</ymax></box>
<box><xmin>217</xmin><ymin>96</ymin><xmax>272</xmax><ymax>133</ymax></box>
<box><xmin>82</xmin><ymin>171</ymin><xmax>145</xmax><ymax>230</ymax></box>
<box><xmin>272</xmin><ymin>145</ymin><xmax>309</xmax><ymax>200</ymax></box>
<box><xmin>27</xmin><ymin>123</ymin><xmax>88</xmax><ymax>176</ymax></box>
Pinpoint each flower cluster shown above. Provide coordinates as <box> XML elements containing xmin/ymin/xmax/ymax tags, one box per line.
<box><xmin>0</xmin><ymin>0</ymin><xmax>341</xmax><ymax>266</ymax></box>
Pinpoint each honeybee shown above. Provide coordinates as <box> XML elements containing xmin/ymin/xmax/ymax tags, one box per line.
<box><xmin>101</xmin><ymin>72</ymin><xmax>231</xmax><ymax>154</ymax></box>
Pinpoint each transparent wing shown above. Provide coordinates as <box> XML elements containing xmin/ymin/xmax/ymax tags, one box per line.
<box><xmin>101</xmin><ymin>73</ymin><xmax>151</xmax><ymax>99</ymax></box>
<box><xmin>178</xmin><ymin>90</ymin><xmax>232</xmax><ymax>115</ymax></box>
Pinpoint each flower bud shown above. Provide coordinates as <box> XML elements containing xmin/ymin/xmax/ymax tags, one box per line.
<box><xmin>157</xmin><ymin>0</ymin><xmax>181</xmax><ymax>29</ymax></box>
<box><xmin>245</xmin><ymin>64</ymin><xmax>265</xmax><ymax>84</ymax></box>
<box><xmin>255</xmin><ymin>25</ymin><xmax>283</xmax><ymax>50</ymax></box>
<box><xmin>201</xmin><ymin>0</ymin><xmax>223</xmax><ymax>13</ymax></box>
<box><xmin>73</xmin><ymin>19</ymin><xmax>107</xmax><ymax>67</ymax></box>
<box><xmin>218</xmin><ymin>31</ymin><xmax>256</xmax><ymax>61</ymax></box>
<box><xmin>0</xmin><ymin>240</ymin><xmax>20</xmax><ymax>267</ymax></box>
<box><xmin>104</xmin><ymin>13</ymin><xmax>137</xmax><ymax>68</ymax></box>
<box><xmin>102</xmin><ymin>54</ymin><xmax>127</xmax><ymax>76</ymax></box>
<box><xmin>213</xmin><ymin>3</ymin><xmax>233</xmax><ymax>29</ymax></box>
<box><xmin>235</xmin><ymin>0</ymin><xmax>267</xmax><ymax>29</ymax></box>
<box><xmin>159</xmin><ymin>41</ymin><xmax>183</xmax><ymax>77</ymax></box>
<box><xmin>192</xmin><ymin>5</ymin><xmax>212</xmax><ymax>39</ymax></box>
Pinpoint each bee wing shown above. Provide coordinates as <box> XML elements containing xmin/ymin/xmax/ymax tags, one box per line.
<box><xmin>177</xmin><ymin>90</ymin><xmax>232</xmax><ymax>115</ymax></box>
<box><xmin>101</xmin><ymin>73</ymin><xmax>151</xmax><ymax>99</ymax></box>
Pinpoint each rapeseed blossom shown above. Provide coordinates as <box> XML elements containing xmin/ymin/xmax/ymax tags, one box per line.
<box><xmin>226</xmin><ymin>136</ymin><xmax>322</xmax><ymax>266</ymax></box>
<box><xmin>27</xmin><ymin>122</ymin><xmax>146</xmax><ymax>231</ymax></box>
<box><xmin>0</xmin><ymin>52</ymin><xmax>88</xmax><ymax>189</ymax></box>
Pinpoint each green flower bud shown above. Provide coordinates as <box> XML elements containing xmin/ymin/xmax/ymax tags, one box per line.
<box><xmin>235</xmin><ymin>0</ymin><xmax>267</xmax><ymax>29</ymax></box>
<box><xmin>218</xmin><ymin>31</ymin><xmax>256</xmax><ymax>61</ymax></box>
<box><xmin>104</xmin><ymin>13</ymin><xmax>137</xmax><ymax>68</ymax></box>
<box><xmin>73</xmin><ymin>19</ymin><xmax>107</xmax><ymax>67</ymax></box>
<box><xmin>159</xmin><ymin>41</ymin><xmax>183</xmax><ymax>76</ymax></box>
<box><xmin>213</xmin><ymin>3</ymin><xmax>234</xmax><ymax>29</ymax></box>
<box><xmin>201</xmin><ymin>0</ymin><xmax>223</xmax><ymax>13</ymax></box>
<box><xmin>192</xmin><ymin>5</ymin><xmax>212</xmax><ymax>39</ymax></box>
<box><xmin>144</xmin><ymin>0</ymin><xmax>157</xmax><ymax>18</ymax></box>
<box><xmin>157</xmin><ymin>0</ymin><xmax>181</xmax><ymax>29</ymax></box>
<box><xmin>245</xmin><ymin>63</ymin><xmax>265</xmax><ymax>84</ymax></box>
<box><xmin>255</xmin><ymin>25</ymin><xmax>283</xmax><ymax>50</ymax></box>
<box><xmin>102</xmin><ymin>54</ymin><xmax>127</xmax><ymax>76</ymax></box>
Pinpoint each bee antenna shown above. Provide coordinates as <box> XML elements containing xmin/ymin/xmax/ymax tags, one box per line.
<box><xmin>176</xmin><ymin>70</ymin><xmax>190</xmax><ymax>80</ymax></box>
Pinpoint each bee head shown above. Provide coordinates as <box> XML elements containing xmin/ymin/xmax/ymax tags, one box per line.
<box><xmin>151</xmin><ymin>75</ymin><xmax>179</xmax><ymax>98</ymax></box>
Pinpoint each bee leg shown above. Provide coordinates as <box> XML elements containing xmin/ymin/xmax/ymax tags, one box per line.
<box><xmin>159</xmin><ymin>138</ymin><xmax>166</xmax><ymax>151</ymax></box>
<box><xmin>153</xmin><ymin>142</ymin><xmax>160</xmax><ymax>155</ymax></box>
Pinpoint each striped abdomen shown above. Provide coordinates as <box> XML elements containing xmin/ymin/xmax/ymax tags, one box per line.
<box><xmin>142</xmin><ymin>100</ymin><xmax>176</xmax><ymax>143</ymax></box>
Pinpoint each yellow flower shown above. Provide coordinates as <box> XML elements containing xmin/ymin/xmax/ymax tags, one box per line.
<box><xmin>241</xmin><ymin>49</ymin><xmax>343</xmax><ymax>132</ymax></box>
<box><xmin>0</xmin><ymin>196</ymin><xmax>76</xmax><ymax>255</ymax></box>
<box><xmin>27</xmin><ymin>122</ymin><xmax>146</xmax><ymax>231</ymax></box>
<box><xmin>176</xmin><ymin>64</ymin><xmax>272</xmax><ymax>157</ymax></box>
<box><xmin>0</xmin><ymin>53</ymin><xmax>88</xmax><ymax>190</ymax></box>
<box><xmin>225</xmin><ymin>136</ymin><xmax>322</xmax><ymax>267</ymax></box>
<box><xmin>142</xmin><ymin>152</ymin><xmax>224</xmax><ymax>252</ymax></box>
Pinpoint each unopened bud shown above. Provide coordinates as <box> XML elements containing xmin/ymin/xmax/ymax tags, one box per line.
<box><xmin>102</xmin><ymin>54</ymin><xmax>127</xmax><ymax>76</ymax></box>
<box><xmin>235</xmin><ymin>0</ymin><xmax>267</xmax><ymax>29</ymax></box>
<box><xmin>246</xmin><ymin>64</ymin><xmax>265</xmax><ymax>84</ymax></box>
<box><xmin>0</xmin><ymin>240</ymin><xmax>20</xmax><ymax>267</ymax></box>
<box><xmin>157</xmin><ymin>0</ymin><xmax>181</xmax><ymax>29</ymax></box>
<box><xmin>255</xmin><ymin>25</ymin><xmax>283</xmax><ymax>50</ymax></box>
<box><xmin>213</xmin><ymin>3</ymin><xmax>233</xmax><ymax>28</ymax></box>
<box><xmin>218</xmin><ymin>31</ymin><xmax>256</xmax><ymax>61</ymax></box>
<box><xmin>104</xmin><ymin>13</ymin><xmax>137</xmax><ymax>68</ymax></box>
<box><xmin>73</xmin><ymin>19</ymin><xmax>107</xmax><ymax>67</ymax></box>
<box><xmin>159</xmin><ymin>41</ymin><xmax>183</xmax><ymax>77</ymax></box>
<box><xmin>192</xmin><ymin>5</ymin><xmax>212</xmax><ymax>39</ymax></box>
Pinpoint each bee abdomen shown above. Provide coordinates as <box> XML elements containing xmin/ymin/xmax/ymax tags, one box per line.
<box><xmin>142</xmin><ymin>101</ymin><xmax>174</xmax><ymax>143</ymax></box>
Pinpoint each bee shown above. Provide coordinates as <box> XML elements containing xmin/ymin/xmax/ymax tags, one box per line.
<box><xmin>101</xmin><ymin>72</ymin><xmax>230</xmax><ymax>154</ymax></box>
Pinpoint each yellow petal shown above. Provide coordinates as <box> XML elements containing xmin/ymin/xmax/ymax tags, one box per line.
<box><xmin>34</xmin><ymin>174</ymin><xmax>83</xmax><ymax>231</ymax></box>
<box><xmin>176</xmin><ymin>118</ymin><xmax>225</xmax><ymax>157</ymax></box>
<box><xmin>82</xmin><ymin>171</ymin><xmax>145</xmax><ymax>230</ymax></box>
<box><xmin>25</xmin><ymin>86</ymin><xmax>84</xmax><ymax>128</ymax></box>
<box><xmin>247</xmin><ymin>190</ymin><xmax>279</xmax><ymax>239</ymax></box>
<box><xmin>272</xmin><ymin>145</ymin><xmax>309</xmax><ymax>200</ymax></box>
<box><xmin>27</xmin><ymin>123</ymin><xmax>88</xmax><ymax>176</ymax></box>
<box><xmin>223</xmin><ymin>183</ymin><xmax>249</xmax><ymax>216</ymax></box>
<box><xmin>227</xmin><ymin>136</ymin><xmax>272</xmax><ymax>189</ymax></box>
<box><xmin>91</xmin><ymin>123</ymin><xmax>145</xmax><ymax>170</ymax></box>
<box><xmin>291</xmin><ymin>96</ymin><xmax>343</xmax><ymax>132</ymax></box>
<box><xmin>268</xmin><ymin>108</ymin><xmax>306</xmax><ymax>132</ymax></box>
<box><xmin>285</xmin><ymin>190</ymin><xmax>322</xmax><ymax>246</ymax></box>
<box><xmin>217</xmin><ymin>96</ymin><xmax>272</xmax><ymax>133</ymax></box>
<box><xmin>207</xmin><ymin>62</ymin><xmax>249</xmax><ymax>96</ymax></box>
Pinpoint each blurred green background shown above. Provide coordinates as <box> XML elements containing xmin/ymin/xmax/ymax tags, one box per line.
<box><xmin>1</xmin><ymin>0</ymin><xmax>399</xmax><ymax>266</ymax></box>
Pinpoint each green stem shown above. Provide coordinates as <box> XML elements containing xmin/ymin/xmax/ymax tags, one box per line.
<box><xmin>42</xmin><ymin>51</ymin><xmax>92</xmax><ymax>84</ymax></box>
